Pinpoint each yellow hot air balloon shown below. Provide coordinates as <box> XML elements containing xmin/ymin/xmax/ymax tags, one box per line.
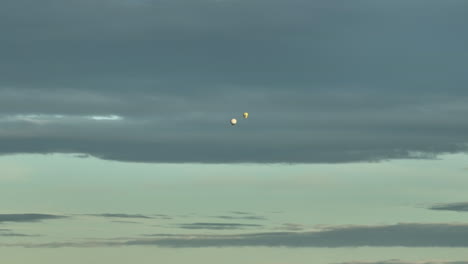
<box><xmin>243</xmin><ymin>112</ymin><xmax>249</xmax><ymax>119</ymax></box>
<box><xmin>230</xmin><ymin>118</ymin><xmax>237</xmax><ymax>125</ymax></box>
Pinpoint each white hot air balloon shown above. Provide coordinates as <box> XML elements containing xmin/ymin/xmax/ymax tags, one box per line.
<box><xmin>230</xmin><ymin>118</ymin><xmax>237</xmax><ymax>126</ymax></box>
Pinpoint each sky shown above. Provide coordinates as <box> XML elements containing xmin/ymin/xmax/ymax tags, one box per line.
<box><xmin>0</xmin><ymin>0</ymin><xmax>468</xmax><ymax>263</ymax></box>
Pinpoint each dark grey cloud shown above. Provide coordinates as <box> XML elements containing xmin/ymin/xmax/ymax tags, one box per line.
<box><xmin>0</xmin><ymin>214</ymin><xmax>66</xmax><ymax>223</ymax></box>
<box><xmin>1</xmin><ymin>0</ymin><xmax>468</xmax><ymax>163</ymax></box>
<box><xmin>429</xmin><ymin>202</ymin><xmax>468</xmax><ymax>212</ymax></box>
<box><xmin>336</xmin><ymin>260</ymin><xmax>468</xmax><ymax>264</ymax></box>
<box><xmin>87</xmin><ymin>214</ymin><xmax>152</xmax><ymax>219</ymax></box>
<box><xmin>6</xmin><ymin>222</ymin><xmax>468</xmax><ymax>248</ymax></box>
<box><xmin>177</xmin><ymin>222</ymin><xmax>263</xmax><ymax>230</ymax></box>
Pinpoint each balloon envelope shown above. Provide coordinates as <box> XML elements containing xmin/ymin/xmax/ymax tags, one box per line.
<box><xmin>230</xmin><ymin>118</ymin><xmax>237</xmax><ymax>125</ymax></box>
<box><xmin>243</xmin><ymin>112</ymin><xmax>249</xmax><ymax>118</ymax></box>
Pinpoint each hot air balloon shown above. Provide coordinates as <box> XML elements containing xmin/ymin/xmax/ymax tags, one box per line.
<box><xmin>243</xmin><ymin>112</ymin><xmax>249</xmax><ymax>119</ymax></box>
<box><xmin>230</xmin><ymin>118</ymin><xmax>237</xmax><ymax>125</ymax></box>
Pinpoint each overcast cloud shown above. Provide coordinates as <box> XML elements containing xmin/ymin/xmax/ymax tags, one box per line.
<box><xmin>1</xmin><ymin>0</ymin><xmax>467</xmax><ymax>163</ymax></box>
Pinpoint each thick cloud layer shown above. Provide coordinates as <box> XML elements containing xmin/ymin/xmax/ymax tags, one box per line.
<box><xmin>1</xmin><ymin>0</ymin><xmax>468</xmax><ymax>163</ymax></box>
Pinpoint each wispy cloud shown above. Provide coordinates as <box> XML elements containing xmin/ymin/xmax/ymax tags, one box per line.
<box><xmin>153</xmin><ymin>214</ymin><xmax>172</xmax><ymax>220</ymax></box>
<box><xmin>429</xmin><ymin>202</ymin><xmax>468</xmax><ymax>212</ymax></box>
<box><xmin>336</xmin><ymin>260</ymin><xmax>468</xmax><ymax>264</ymax></box>
<box><xmin>87</xmin><ymin>115</ymin><xmax>123</xmax><ymax>121</ymax></box>
<box><xmin>87</xmin><ymin>214</ymin><xmax>152</xmax><ymax>219</ymax></box>
<box><xmin>5</xmin><ymin>222</ymin><xmax>468</xmax><ymax>248</ymax></box>
<box><xmin>0</xmin><ymin>233</ymin><xmax>39</xmax><ymax>237</ymax></box>
<box><xmin>274</xmin><ymin>223</ymin><xmax>306</xmax><ymax>231</ymax></box>
<box><xmin>110</xmin><ymin>221</ymin><xmax>139</xmax><ymax>224</ymax></box>
<box><xmin>213</xmin><ymin>215</ymin><xmax>267</xmax><ymax>221</ymax></box>
<box><xmin>73</xmin><ymin>153</ymin><xmax>90</xmax><ymax>158</ymax></box>
<box><xmin>0</xmin><ymin>229</ymin><xmax>39</xmax><ymax>237</ymax></box>
<box><xmin>0</xmin><ymin>214</ymin><xmax>66</xmax><ymax>223</ymax></box>
<box><xmin>229</xmin><ymin>211</ymin><xmax>252</xmax><ymax>215</ymax></box>
<box><xmin>177</xmin><ymin>222</ymin><xmax>263</xmax><ymax>230</ymax></box>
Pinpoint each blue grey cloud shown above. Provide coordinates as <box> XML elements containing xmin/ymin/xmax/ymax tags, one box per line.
<box><xmin>336</xmin><ymin>260</ymin><xmax>468</xmax><ymax>264</ymax></box>
<box><xmin>229</xmin><ymin>211</ymin><xmax>252</xmax><ymax>215</ymax></box>
<box><xmin>0</xmin><ymin>229</ymin><xmax>39</xmax><ymax>237</ymax></box>
<box><xmin>110</xmin><ymin>221</ymin><xmax>139</xmax><ymax>224</ymax></box>
<box><xmin>87</xmin><ymin>214</ymin><xmax>152</xmax><ymax>219</ymax></box>
<box><xmin>213</xmin><ymin>215</ymin><xmax>267</xmax><ymax>221</ymax></box>
<box><xmin>275</xmin><ymin>223</ymin><xmax>306</xmax><ymax>231</ymax></box>
<box><xmin>126</xmin><ymin>223</ymin><xmax>468</xmax><ymax>247</ymax></box>
<box><xmin>0</xmin><ymin>233</ymin><xmax>39</xmax><ymax>237</ymax></box>
<box><xmin>0</xmin><ymin>214</ymin><xmax>66</xmax><ymax>223</ymax></box>
<box><xmin>1</xmin><ymin>0</ymin><xmax>467</xmax><ymax>163</ymax></box>
<box><xmin>177</xmin><ymin>222</ymin><xmax>263</xmax><ymax>230</ymax></box>
<box><xmin>429</xmin><ymin>202</ymin><xmax>468</xmax><ymax>212</ymax></box>
<box><xmin>6</xmin><ymin>222</ymin><xmax>468</xmax><ymax>248</ymax></box>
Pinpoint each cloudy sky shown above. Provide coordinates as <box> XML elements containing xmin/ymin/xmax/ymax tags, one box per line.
<box><xmin>1</xmin><ymin>0</ymin><xmax>468</xmax><ymax>263</ymax></box>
